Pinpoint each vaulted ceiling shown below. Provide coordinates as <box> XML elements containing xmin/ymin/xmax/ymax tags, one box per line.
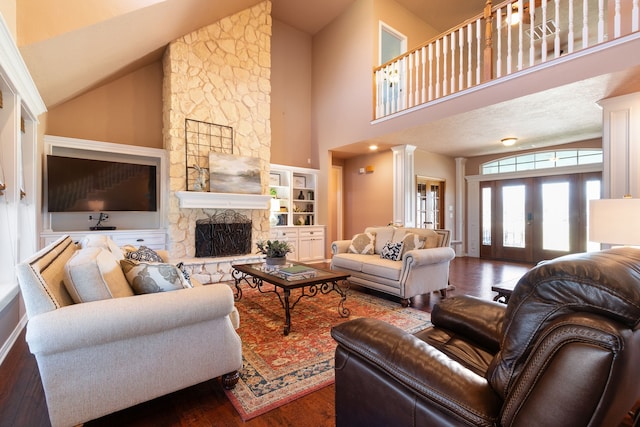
<box><xmin>15</xmin><ymin>0</ymin><xmax>640</xmax><ymax>158</ymax></box>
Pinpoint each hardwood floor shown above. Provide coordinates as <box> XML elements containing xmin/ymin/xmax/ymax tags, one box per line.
<box><xmin>0</xmin><ymin>257</ymin><xmax>635</xmax><ymax>426</ymax></box>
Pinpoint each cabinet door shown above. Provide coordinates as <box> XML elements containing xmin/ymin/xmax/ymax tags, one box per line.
<box><xmin>270</xmin><ymin>228</ymin><xmax>299</xmax><ymax>261</ymax></box>
<box><xmin>298</xmin><ymin>228</ymin><xmax>325</xmax><ymax>261</ymax></box>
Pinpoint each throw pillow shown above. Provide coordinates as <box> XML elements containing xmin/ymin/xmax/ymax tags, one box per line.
<box><xmin>120</xmin><ymin>259</ymin><xmax>193</xmax><ymax>294</ymax></box>
<box><xmin>176</xmin><ymin>261</ymin><xmax>192</xmax><ymax>286</ymax></box>
<box><xmin>401</xmin><ymin>232</ymin><xmax>427</xmax><ymax>252</ymax></box>
<box><xmin>348</xmin><ymin>232</ymin><xmax>376</xmax><ymax>255</ymax></box>
<box><xmin>64</xmin><ymin>247</ymin><xmax>134</xmax><ymax>303</ymax></box>
<box><xmin>380</xmin><ymin>241</ymin><xmax>404</xmax><ymax>261</ymax></box>
<box><xmin>125</xmin><ymin>246</ymin><xmax>164</xmax><ymax>263</ymax></box>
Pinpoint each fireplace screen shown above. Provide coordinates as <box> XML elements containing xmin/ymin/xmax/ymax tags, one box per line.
<box><xmin>195</xmin><ymin>211</ymin><xmax>252</xmax><ymax>257</ymax></box>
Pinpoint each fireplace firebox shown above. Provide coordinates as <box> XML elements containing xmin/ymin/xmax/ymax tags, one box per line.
<box><xmin>195</xmin><ymin>211</ymin><xmax>252</xmax><ymax>257</ymax></box>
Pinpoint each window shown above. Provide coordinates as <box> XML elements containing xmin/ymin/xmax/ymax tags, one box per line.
<box><xmin>481</xmin><ymin>149</ymin><xmax>603</xmax><ymax>175</ymax></box>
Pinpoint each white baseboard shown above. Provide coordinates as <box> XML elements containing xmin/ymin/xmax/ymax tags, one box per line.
<box><xmin>0</xmin><ymin>314</ymin><xmax>28</xmax><ymax>367</ymax></box>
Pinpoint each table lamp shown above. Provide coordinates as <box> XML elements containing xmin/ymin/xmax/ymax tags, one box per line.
<box><xmin>589</xmin><ymin>197</ymin><xmax>640</xmax><ymax>246</ymax></box>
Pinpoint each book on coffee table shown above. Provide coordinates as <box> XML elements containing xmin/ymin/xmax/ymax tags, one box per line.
<box><xmin>279</xmin><ymin>265</ymin><xmax>315</xmax><ymax>275</ymax></box>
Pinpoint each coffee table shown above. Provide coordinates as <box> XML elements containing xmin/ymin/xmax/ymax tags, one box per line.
<box><xmin>231</xmin><ymin>262</ymin><xmax>350</xmax><ymax>335</ymax></box>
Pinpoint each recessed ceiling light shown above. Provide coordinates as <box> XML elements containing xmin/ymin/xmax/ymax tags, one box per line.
<box><xmin>369</xmin><ymin>144</ymin><xmax>378</xmax><ymax>151</ymax></box>
<box><xmin>501</xmin><ymin>137</ymin><xmax>517</xmax><ymax>147</ymax></box>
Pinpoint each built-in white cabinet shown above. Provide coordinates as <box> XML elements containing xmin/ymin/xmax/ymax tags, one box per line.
<box><xmin>41</xmin><ymin>230</ymin><xmax>167</xmax><ymax>250</ymax></box>
<box><xmin>269</xmin><ymin>164</ymin><xmax>318</xmax><ymax>227</ymax></box>
<box><xmin>270</xmin><ymin>226</ymin><xmax>325</xmax><ymax>262</ymax></box>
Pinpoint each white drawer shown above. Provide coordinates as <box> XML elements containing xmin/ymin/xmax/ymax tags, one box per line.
<box><xmin>270</xmin><ymin>228</ymin><xmax>299</xmax><ymax>239</ymax></box>
<box><xmin>299</xmin><ymin>227</ymin><xmax>324</xmax><ymax>238</ymax></box>
<box><xmin>109</xmin><ymin>232</ymin><xmax>166</xmax><ymax>249</ymax></box>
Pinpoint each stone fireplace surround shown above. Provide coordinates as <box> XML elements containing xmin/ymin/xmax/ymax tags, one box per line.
<box><xmin>162</xmin><ymin>0</ymin><xmax>273</xmax><ymax>284</ymax></box>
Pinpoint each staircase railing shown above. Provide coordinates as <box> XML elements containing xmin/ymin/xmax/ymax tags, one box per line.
<box><xmin>373</xmin><ymin>0</ymin><xmax>640</xmax><ymax>120</ymax></box>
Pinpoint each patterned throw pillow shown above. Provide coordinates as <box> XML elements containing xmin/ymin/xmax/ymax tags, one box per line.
<box><xmin>176</xmin><ymin>261</ymin><xmax>192</xmax><ymax>286</ymax></box>
<box><xmin>401</xmin><ymin>232</ymin><xmax>426</xmax><ymax>252</ymax></box>
<box><xmin>380</xmin><ymin>241</ymin><xmax>404</xmax><ymax>261</ymax></box>
<box><xmin>120</xmin><ymin>259</ymin><xmax>192</xmax><ymax>294</ymax></box>
<box><xmin>348</xmin><ymin>232</ymin><xmax>376</xmax><ymax>255</ymax></box>
<box><xmin>125</xmin><ymin>246</ymin><xmax>164</xmax><ymax>262</ymax></box>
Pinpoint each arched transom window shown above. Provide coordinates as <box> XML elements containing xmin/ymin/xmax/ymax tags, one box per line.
<box><xmin>481</xmin><ymin>149</ymin><xmax>603</xmax><ymax>175</ymax></box>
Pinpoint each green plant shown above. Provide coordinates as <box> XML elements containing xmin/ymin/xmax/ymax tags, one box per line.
<box><xmin>256</xmin><ymin>239</ymin><xmax>292</xmax><ymax>258</ymax></box>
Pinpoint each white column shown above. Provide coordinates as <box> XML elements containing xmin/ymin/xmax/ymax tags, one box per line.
<box><xmin>391</xmin><ymin>145</ymin><xmax>416</xmax><ymax>227</ymax></box>
<box><xmin>598</xmin><ymin>92</ymin><xmax>640</xmax><ymax>198</ymax></box>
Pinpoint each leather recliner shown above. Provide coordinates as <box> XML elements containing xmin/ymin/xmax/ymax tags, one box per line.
<box><xmin>331</xmin><ymin>247</ymin><xmax>640</xmax><ymax>427</ymax></box>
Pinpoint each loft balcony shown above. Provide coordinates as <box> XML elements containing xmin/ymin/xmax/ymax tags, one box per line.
<box><xmin>373</xmin><ymin>0</ymin><xmax>640</xmax><ymax>120</ymax></box>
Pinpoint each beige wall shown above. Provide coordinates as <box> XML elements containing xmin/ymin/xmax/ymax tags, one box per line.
<box><xmin>342</xmin><ymin>150</ymin><xmax>394</xmax><ymax>239</ymax></box>
<box><xmin>313</xmin><ymin>0</ymin><xmax>439</xmax><ymax>237</ymax></box>
<box><xmin>0</xmin><ymin>0</ymin><xmax>16</xmax><ymax>39</ymax></box>
<box><xmin>271</xmin><ymin>19</ymin><xmax>313</xmax><ymax>168</ymax></box>
<box><xmin>46</xmin><ymin>62</ymin><xmax>163</xmax><ymax>148</ymax></box>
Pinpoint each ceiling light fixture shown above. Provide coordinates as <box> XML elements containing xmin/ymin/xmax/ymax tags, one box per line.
<box><xmin>369</xmin><ymin>144</ymin><xmax>378</xmax><ymax>151</ymax></box>
<box><xmin>501</xmin><ymin>137</ymin><xmax>518</xmax><ymax>147</ymax></box>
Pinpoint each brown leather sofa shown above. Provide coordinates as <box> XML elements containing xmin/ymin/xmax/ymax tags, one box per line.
<box><xmin>332</xmin><ymin>247</ymin><xmax>640</xmax><ymax>427</ymax></box>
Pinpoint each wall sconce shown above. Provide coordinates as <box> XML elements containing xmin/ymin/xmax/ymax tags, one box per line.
<box><xmin>501</xmin><ymin>137</ymin><xmax>518</xmax><ymax>147</ymax></box>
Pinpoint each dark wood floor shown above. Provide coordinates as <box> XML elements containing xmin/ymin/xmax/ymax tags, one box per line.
<box><xmin>0</xmin><ymin>257</ymin><xmax>635</xmax><ymax>426</ymax></box>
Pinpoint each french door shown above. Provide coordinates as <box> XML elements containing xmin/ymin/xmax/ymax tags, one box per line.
<box><xmin>480</xmin><ymin>173</ymin><xmax>601</xmax><ymax>263</ymax></box>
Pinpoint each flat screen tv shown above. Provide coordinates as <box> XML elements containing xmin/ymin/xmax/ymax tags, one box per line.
<box><xmin>46</xmin><ymin>155</ymin><xmax>158</xmax><ymax>212</ymax></box>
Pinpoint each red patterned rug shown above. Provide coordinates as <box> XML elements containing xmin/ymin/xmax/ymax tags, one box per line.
<box><xmin>224</xmin><ymin>282</ymin><xmax>432</xmax><ymax>420</ymax></box>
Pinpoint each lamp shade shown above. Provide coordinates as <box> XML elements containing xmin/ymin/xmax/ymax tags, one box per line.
<box><xmin>589</xmin><ymin>198</ymin><xmax>640</xmax><ymax>245</ymax></box>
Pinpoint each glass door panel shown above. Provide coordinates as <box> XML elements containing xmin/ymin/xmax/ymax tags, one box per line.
<box><xmin>502</xmin><ymin>185</ymin><xmax>526</xmax><ymax>248</ymax></box>
<box><xmin>495</xmin><ymin>180</ymin><xmax>532</xmax><ymax>262</ymax></box>
<box><xmin>541</xmin><ymin>182</ymin><xmax>570</xmax><ymax>251</ymax></box>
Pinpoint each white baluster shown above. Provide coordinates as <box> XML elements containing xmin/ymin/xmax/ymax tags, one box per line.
<box><xmin>529</xmin><ymin>0</ymin><xmax>537</xmax><ymax>66</ymax></box>
<box><xmin>597</xmin><ymin>0</ymin><xmax>605</xmax><ymax>42</ymax></box>
<box><xmin>459</xmin><ymin>27</ymin><xmax>464</xmax><ymax>91</ymax></box>
<box><xmin>568</xmin><ymin>0</ymin><xmax>575</xmax><ymax>53</ymax></box>
<box><xmin>375</xmin><ymin>69</ymin><xmax>381</xmax><ymax>119</ymax></box>
<box><xmin>428</xmin><ymin>43</ymin><xmax>434</xmax><ymax>101</ymax></box>
<box><xmin>582</xmin><ymin>0</ymin><xmax>589</xmax><ymax>48</ymax></box>
<box><xmin>450</xmin><ymin>30</ymin><xmax>456</xmax><ymax>94</ymax></box>
<box><xmin>467</xmin><ymin>23</ymin><xmax>473</xmax><ymax>87</ymax></box>
<box><xmin>517</xmin><ymin>0</ymin><xmax>524</xmax><ymax>71</ymax></box>
<box><xmin>435</xmin><ymin>40</ymin><xmax>441</xmax><ymax>99</ymax></box>
<box><xmin>507</xmin><ymin>6</ymin><xmax>513</xmax><ymax>74</ymax></box>
<box><xmin>555</xmin><ymin>0</ymin><xmax>561</xmax><ymax>57</ymax></box>
<box><xmin>407</xmin><ymin>53</ymin><xmax>415</xmax><ymax>107</ymax></box>
<box><xmin>402</xmin><ymin>56</ymin><xmax>408</xmax><ymax>110</ymax></box>
<box><xmin>541</xmin><ymin>0</ymin><xmax>548</xmax><ymax>63</ymax></box>
<box><xmin>476</xmin><ymin>19</ymin><xmax>482</xmax><ymax>84</ymax></box>
<box><xmin>443</xmin><ymin>35</ymin><xmax>448</xmax><ymax>96</ymax></box>
<box><xmin>421</xmin><ymin>47</ymin><xmax>426</xmax><ymax>104</ymax></box>
<box><xmin>634</xmin><ymin>0</ymin><xmax>639</xmax><ymax>32</ymax></box>
<box><xmin>497</xmin><ymin>8</ymin><xmax>503</xmax><ymax>78</ymax></box>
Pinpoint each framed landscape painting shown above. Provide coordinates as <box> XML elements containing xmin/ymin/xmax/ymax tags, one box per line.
<box><xmin>209</xmin><ymin>152</ymin><xmax>262</xmax><ymax>194</ymax></box>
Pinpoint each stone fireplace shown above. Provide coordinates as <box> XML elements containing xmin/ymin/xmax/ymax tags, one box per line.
<box><xmin>162</xmin><ymin>1</ymin><xmax>273</xmax><ymax>268</ymax></box>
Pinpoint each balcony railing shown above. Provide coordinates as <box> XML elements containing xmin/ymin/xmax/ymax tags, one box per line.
<box><xmin>373</xmin><ymin>0</ymin><xmax>640</xmax><ymax>120</ymax></box>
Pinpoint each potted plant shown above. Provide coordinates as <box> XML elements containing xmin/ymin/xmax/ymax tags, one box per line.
<box><xmin>256</xmin><ymin>239</ymin><xmax>292</xmax><ymax>265</ymax></box>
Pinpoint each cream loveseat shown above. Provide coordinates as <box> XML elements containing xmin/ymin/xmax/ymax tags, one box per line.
<box><xmin>331</xmin><ymin>227</ymin><xmax>455</xmax><ymax>306</ymax></box>
<box><xmin>16</xmin><ymin>235</ymin><xmax>242</xmax><ymax>427</ymax></box>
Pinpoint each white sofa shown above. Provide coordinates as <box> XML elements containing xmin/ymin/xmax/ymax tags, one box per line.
<box><xmin>16</xmin><ymin>235</ymin><xmax>242</xmax><ymax>427</ymax></box>
<box><xmin>331</xmin><ymin>227</ymin><xmax>455</xmax><ymax>306</ymax></box>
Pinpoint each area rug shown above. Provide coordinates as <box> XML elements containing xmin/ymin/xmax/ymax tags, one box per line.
<box><xmin>224</xmin><ymin>283</ymin><xmax>432</xmax><ymax>420</ymax></box>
